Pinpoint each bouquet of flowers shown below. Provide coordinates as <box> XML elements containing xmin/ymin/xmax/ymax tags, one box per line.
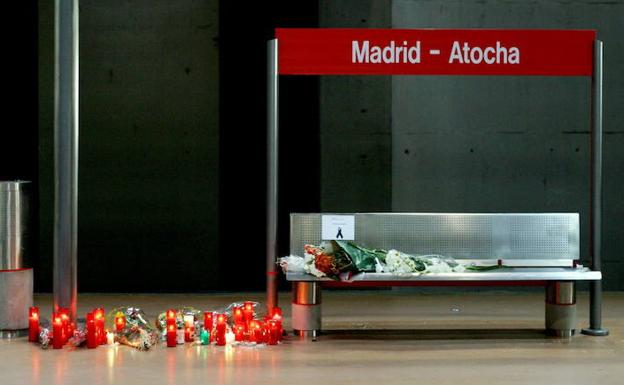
<box><xmin>279</xmin><ymin>241</ymin><xmax>497</xmax><ymax>279</ymax></box>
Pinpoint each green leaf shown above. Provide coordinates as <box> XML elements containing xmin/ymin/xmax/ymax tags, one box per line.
<box><xmin>335</xmin><ymin>241</ymin><xmax>387</xmax><ymax>272</ymax></box>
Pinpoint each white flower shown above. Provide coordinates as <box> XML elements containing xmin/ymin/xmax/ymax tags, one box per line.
<box><xmin>278</xmin><ymin>255</ymin><xmax>306</xmax><ymax>273</ymax></box>
<box><xmin>452</xmin><ymin>264</ymin><xmax>466</xmax><ymax>273</ymax></box>
<box><xmin>424</xmin><ymin>262</ymin><xmax>453</xmax><ymax>273</ymax></box>
<box><xmin>385</xmin><ymin>250</ymin><xmax>420</xmax><ymax>275</ymax></box>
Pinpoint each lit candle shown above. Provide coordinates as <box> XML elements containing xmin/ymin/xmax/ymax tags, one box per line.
<box><xmin>200</xmin><ymin>329</ymin><xmax>210</xmax><ymax>345</ymax></box>
<box><xmin>167</xmin><ymin>324</ymin><xmax>177</xmax><ymax>347</ymax></box>
<box><xmin>259</xmin><ymin>322</ymin><xmax>268</xmax><ymax>344</ymax></box>
<box><xmin>166</xmin><ymin>309</ymin><xmax>176</xmax><ymax>323</ymax></box>
<box><xmin>59</xmin><ymin>308</ymin><xmax>70</xmax><ymax>344</ymax></box>
<box><xmin>249</xmin><ymin>320</ymin><xmax>261</xmax><ymax>343</ymax></box>
<box><xmin>272</xmin><ymin>306</ymin><xmax>283</xmax><ymax>319</ymax></box>
<box><xmin>86</xmin><ymin>312</ymin><xmax>97</xmax><ymax>349</ymax></box>
<box><xmin>234</xmin><ymin>323</ymin><xmax>245</xmax><ymax>342</ymax></box>
<box><xmin>94</xmin><ymin>308</ymin><xmax>106</xmax><ymax>345</ymax></box>
<box><xmin>52</xmin><ymin>313</ymin><xmax>63</xmax><ymax>349</ymax></box>
<box><xmin>28</xmin><ymin>307</ymin><xmax>39</xmax><ymax>342</ymax></box>
<box><xmin>243</xmin><ymin>302</ymin><xmax>254</xmax><ymax>326</ymax></box>
<box><xmin>233</xmin><ymin>306</ymin><xmax>244</xmax><ymax>325</ymax></box>
<box><xmin>203</xmin><ymin>311</ymin><xmax>213</xmax><ymax>332</ymax></box>
<box><xmin>114</xmin><ymin>314</ymin><xmax>126</xmax><ymax>333</ymax></box>
<box><xmin>215</xmin><ymin>313</ymin><xmax>227</xmax><ymax>346</ymax></box>
<box><xmin>271</xmin><ymin>307</ymin><xmax>283</xmax><ymax>340</ymax></box>
<box><xmin>184</xmin><ymin>315</ymin><xmax>195</xmax><ymax>342</ymax></box>
<box><xmin>106</xmin><ymin>331</ymin><xmax>115</xmax><ymax>345</ymax></box>
<box><xmin>166</xmin><ymin>309</ymin><xmax>177</xmax><ymax>347</ymax></box>
<box><xmin>267</xmin><ymin>320</ymin><xmax>279</xmax><ymax>345</ymax></box>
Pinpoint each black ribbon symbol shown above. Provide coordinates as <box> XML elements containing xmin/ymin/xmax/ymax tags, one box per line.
<box><xmin>336</xmin><ymin>227</ymin><xmax>343</xmax><ymax>239</ymax></box>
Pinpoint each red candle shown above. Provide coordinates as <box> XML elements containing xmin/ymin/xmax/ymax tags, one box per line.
<box><xmin>166</xmin><ymin>309</ymin><xmax>177</xmax><ymax>347</ymax></box>
<box><xmin>259</xmin><ymin>322</ymin><xmax>268</xmax><ymax>344</ymax></box>
<box><xmin>215</xmin><ymin>313</ymin><xmax>227</xmax><ymax>346</ymax></box>
<box><xmin>115</xmin><ymin>315</ymin><xmax>126</xmax><ymax>333</ymax></box>
<box><xmin>86</xmin><ymin>313</ymin><xmax>97</xmax><ymax>349</ymax></box>
<box><xmin>59</xmin><ymin>308</ymin><xmax>70</xmax><ymax>344</ymax></box>
<box><xmin>184</xmin><ymin>315</ymin><xmax>195</xmax><ymax>342</ymax></box>
<box><xmin>184</xmin><ymin>326</ymin><xmax>193</xmax><ymax>342</ymax></box>
<box><xmin>271</xmin><ymin>307</ymin><xmax>283</xmax><ymax>340</ymax></box>
<box><xmin>267</xmin><ymin>320</ymin><xmax>279</xmax><ymax>345</ymax></box>
<box><xmin>233</xmin><ymin>307</ymin><xmax>244</xmax><ymax>325</ymax></box>
<box><xmin>94</xmin><ymin>308</ymin><xmax>106</xmax><ymax>345</ymax></box>
<box><xmin>28</xmin><ymin>307</ymin><xmax>39</xmax><ymax>342</ymax></box>
<box><xmin>52</xmin><ymin>314</ymin><xmax>63</xmax><ymax>349</ymax></box>
<box><xmin>272</xmin><ymin>307</ymin><xmax>283</xmax><ymax>321</ymax></box>
<box><xmin>215</xmin><ymin>331</ymin><xmax>226</xmax><ymax>345</ymax></box>
<box><xmin>243</xmin><ymin>302</ymin><xmax>254</xmax><ymax>324</ymax></box>
<box><xmin>166</xmin><ymin>323</ymin><xmax>176</xmax><ymax>347</ymax></box>
<box><xmin>234</xmin><ymin>323</ymin><xmax>245</xmax><ymax>342</ymax></box>
<box><xmin>249</xmin><ymin>320</ymin><xmax>263</xmax><ymax>343</ymax></box>
<box><xmin>203</xmin><ymin>311</ymin><xmax>213</xmax><ymax>331</ymax></box>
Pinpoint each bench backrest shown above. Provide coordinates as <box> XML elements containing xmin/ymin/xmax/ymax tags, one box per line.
<box><xmin>290</xmin><ymin>213</ymin><xmax>579</xmax><ymax>267</ymax></box>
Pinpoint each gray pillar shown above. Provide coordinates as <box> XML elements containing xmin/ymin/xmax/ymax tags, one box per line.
<box><xmin>266</xmin><ymin>39</ymin><xmax>279</xmax><ymax>312</ymax></box>
<box><xmin>53</xmin><ymin>0</ymin><xmax>79</xmax><ymax>321</ymax></box>
<box><xmin>582</xmin><ymin>40</ymin><xmax>608</xmax><ymax>336</ymax></box>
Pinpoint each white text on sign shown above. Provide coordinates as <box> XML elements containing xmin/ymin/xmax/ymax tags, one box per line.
<box><xmin>352</xmin><ymin>40</ymin><xmax>520</xmax><ymax>65</ymax></box>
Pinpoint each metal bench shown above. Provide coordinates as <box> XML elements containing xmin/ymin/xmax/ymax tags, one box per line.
<box><xmin>286</xmin><ymin>213</ymin><xmax>601</xmax><ymax>338</ymax></box>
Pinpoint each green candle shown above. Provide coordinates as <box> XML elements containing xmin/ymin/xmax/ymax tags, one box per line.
<box><xmin>200</xmin><ymin>329</ymin><xmax>210</xmax><ymax>345</ymax></box>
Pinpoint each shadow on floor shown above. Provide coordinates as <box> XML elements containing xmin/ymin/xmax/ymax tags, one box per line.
<box><xmin>318</xmin><ymin>328</ymin><xmax>550</xmax><ymax>341</ymax></box>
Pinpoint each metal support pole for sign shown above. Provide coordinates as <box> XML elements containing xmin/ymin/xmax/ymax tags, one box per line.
<box><xmin>582</xmin><ymin>40</ymin><xmax>608</xmax><ymax>336</ymax></box>
<box><xmin>53</xmin><ymin>0</ymin><xmax>79</xmax><ymax>321</ymax></box>
<box><xmin>266</xmin><ymin>39</ymin><xmax>279</xmax><ymax>312</ymax></box>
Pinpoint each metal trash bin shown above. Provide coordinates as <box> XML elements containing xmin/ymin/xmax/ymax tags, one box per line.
<box><xmin>0</xmin><ymin>181</ymin><xmax>34</xmax><ymax>339</ymax></box>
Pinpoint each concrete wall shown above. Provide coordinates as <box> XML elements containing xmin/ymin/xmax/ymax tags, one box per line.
<box><xmin>320</xmin><ymin>0</ymin><xmax>393</xmax><ymax>212</ymax></box>
<box><xmin>391</xmin><ymin>0</ymin><xmax>623</xmax><ymax>290</ymax></box>
<box><xmin>38</xmin><ymin>0</ymin><xmax>219</xmax><ymax>291</ymax></box>
<box><xmin>320</xmin><ymin>0</ymin><xmax>623</xmax><ymax>289</ymax></box>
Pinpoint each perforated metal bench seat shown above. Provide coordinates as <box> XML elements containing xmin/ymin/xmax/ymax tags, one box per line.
<box><xmin>287</xmin><ymin>213</ymin><xmax>602</xmax><ymax>338</ymax></box>
<box><xmin>286</xmin><ymin>268</ymin><xmax>601</xmax><ymax>282</ymax></box>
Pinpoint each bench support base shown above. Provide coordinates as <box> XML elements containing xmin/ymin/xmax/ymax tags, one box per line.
<box><xmin>545</xmin><ymin>281</ymin><xmax>577</xmax><ymax>337</ymax></box>
<box><xmin>292</xmin><ymin>282</ymin><xmax>321</xmax><ymax>338</ymax></box>
<box><xmin>581</xmin><ymin>328</ymin><xmax>609</xmax><ymax>336</ymax></box>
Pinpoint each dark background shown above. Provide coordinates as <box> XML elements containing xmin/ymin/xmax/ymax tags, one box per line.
<box><xmin>3</xmin><ymin>1</ymin><xmax>623</xmax><ymax>293</ymax></box>
<box><xmin>219</xmin><ymin>2</ymin><xmax>320</xmax><ymax>291</ymax></box>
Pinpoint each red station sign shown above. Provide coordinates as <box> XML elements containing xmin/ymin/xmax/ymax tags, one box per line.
<box><xmin>275</xmin><ymin>29</ymin><xmax>596</xmax><ymax>76</ymax></box>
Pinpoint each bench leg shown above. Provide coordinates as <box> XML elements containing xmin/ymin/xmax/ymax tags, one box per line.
<box><xmin>545</xmin><ymin>281</ymin><xmax>577</xmax><ymax>337</ymax></box>
<box><xmin>292</xmin><ymin>282</ymin><xmax>321</xmax><ymax>338</ymax></box>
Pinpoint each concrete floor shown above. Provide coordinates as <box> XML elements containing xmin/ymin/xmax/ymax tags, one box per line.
<box><xmin>1</xmin><ymin>290</ymin><xmax>622</xmax><ymax>385</ymax></box>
